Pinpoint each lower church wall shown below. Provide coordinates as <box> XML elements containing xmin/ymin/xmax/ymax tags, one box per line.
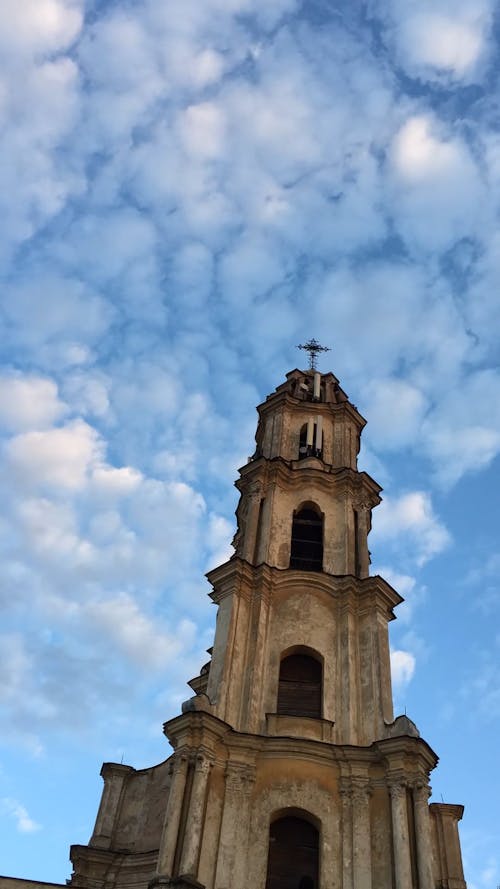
<box><xmin>90</xmin><ymin>760</ymin><xmax>172</xmax><ymax>854</ymax></box>
<box><xmin>67</xmin><ymin>714</ymin><xmax>467</xmax><ymax>889</ymax></box>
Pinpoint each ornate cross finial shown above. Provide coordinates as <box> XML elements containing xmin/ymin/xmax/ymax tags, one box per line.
<box><xmin>297</xmin><ymin>338</ymin><xmax>331</xmax><ymax>371</ymax></box>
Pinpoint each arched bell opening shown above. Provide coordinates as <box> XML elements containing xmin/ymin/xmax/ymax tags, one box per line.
<box><xmin>277</xmin><ymin>650</ymin><xmax>323</xmax><ymax>719</ymax></box>
<box><xmin>289</xmin><ymin>503</ymin><xmax>323</xmax><ymax>572</ymax></box>
<box><xmin>265</xmin><ymin>810</ymin><xmax>320</xmax><ymax>889</ymax></box>
<box><xmin>298</xmin><ymin>421</ymin><xmax>323</xmax><ymax>460</ymax></box>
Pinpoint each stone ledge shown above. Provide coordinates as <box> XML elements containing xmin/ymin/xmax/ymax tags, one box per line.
<box><xmin>148</xmin><ymin>877</ymin><xmax>205</xmax><ymax>889</ymax></box>
<box><xmin>266</xmin><ymin>712</ymin><xmax>335</xmax><ymax>742</ymax></box>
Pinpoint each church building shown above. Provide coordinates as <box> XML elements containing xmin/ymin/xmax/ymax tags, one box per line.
<box><xmin>3</xmin><ymin>356</ymin><xmax>467</xmax><ymax>889</ymax></box>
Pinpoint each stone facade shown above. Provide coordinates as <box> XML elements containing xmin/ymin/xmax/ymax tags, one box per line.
<box><xmin>3</xmin><ymin>368</ymin><xmax>467</xmax><ymax>889</ymax></box>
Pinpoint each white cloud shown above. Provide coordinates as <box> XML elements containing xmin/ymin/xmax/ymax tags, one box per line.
<box><xmin>61</xmin><ymin>371</ymin><xmax>110</xmax><ymax>419</ymax></box>
<box><xmin>372</xmin><ymin>491</ymin><xmax>451</xmax><ymax>565</ymax></box>
<box><xmin>91</xmin><ymin>466</ymin><xmax>143</xmax><ymax>497</ymax></box>
<box><xmin>392</xmin><ymin>116</ymin><xmax>464</xmax><ymax>181</ymax></box>
<box><xmin>461</xmin><ymin>660</ymin><xmax>500</xmax><ymax>720</ymax></box>
<box><xmin>2</xmin><ymin>274</ymin><xmax>113</xmax><ymax>353</ymax></box>
<box><xmin>5</xmin><ymin>420</ymin><xmax>103</xmax><ymax>491</ymax></box>
<box><xmin>1</xmin><ymin>797</ymin><xmax>41</xmax><ymax>834</ymax></box>
<box><xmin>389</xmin><ymin>114</ymin><xmax>484</xmax><ymax>251</ymax></box>
<box><xmin>390</xmin><ymin>649</ymin><xmax>416</xmax><ymax>691</ymax></box>
<box><xmin>0</xmin><ymin>374</ymin><xmax>67</xmax><ymax>432</ymax></box>
<box><xmin>14</xmin><ymin>498</ymin><xmax>91</xmax><ymax>565</ymax></box>
<box><xmin>205</xmin><ymin>513</ymin><xmax>234</xmax><ymax>570</ymax></box>
<box><xmin>382</xmin><ymin>0</ymin><xmax>494</xmax><ymax>81</ymax></box>
<box><xmin>362</xmin><ymin>378</ymin><xmax>428</xmax><ymax>450</ymax></box>
<box><xmin>179</xmin><ymin>102</ymin><xmax>226</xmax><ymax>159</ymax></box>
<box><xmin>421</xmin><ymin>369</ymin><xmax>500</xmax><ymax>485</ymax></box>
<box><xmin>395</xmin><ymin>13</ymin><xmax>488</xmax><ymax>77</ymax></box>
<box><xmin>0</xmin><ymin>0</ymin><xmax>83</xmax><ymax>55</ymax></box>
<box><xmin>81</xmin><ymin>594</ymin><xmax>196</xmax><ymax>670</ymax></box>
<box><xmin>0</xmin><ymin>635</ymin><xmax>32</xmax><ymax>704</ymax></box>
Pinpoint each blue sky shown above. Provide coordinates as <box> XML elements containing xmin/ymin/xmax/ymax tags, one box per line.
<box><xmin>0</xmin><ymin>0</ymin><xmax>499</xmax><ymax>885</ymax></box>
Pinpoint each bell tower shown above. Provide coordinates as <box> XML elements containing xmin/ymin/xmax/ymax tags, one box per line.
<box><xmin>69</xmin><ymin>357</ymin><xmax>468</xmax><ymax>889</ymax></box>
<box><xmin>206</xmin><ymin>363</ymin><xmax>395</xmax><ymax>748</ymax></box>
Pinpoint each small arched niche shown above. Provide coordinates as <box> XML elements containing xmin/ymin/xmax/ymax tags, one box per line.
<box><xmin>277</xmin><ymin>649</ymin><xmax>323</xmax><ymax>719</ymax></box>
<box><xmin>265</xmin><ymin>810</ymin><xmax>320</xmax><ymax>889</ymax></box>
<box><xmin>289</xmin><ymin>503</ymin><xmax>323</xmax><ymax>572</ymax></box>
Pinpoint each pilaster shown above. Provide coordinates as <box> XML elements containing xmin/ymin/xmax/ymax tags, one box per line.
<box><xmin>215</xmin><ymin>763</ymin><xmax>255</xmax><ymax>889</ymax></box>
<box><xmin>412</xmin><ymin>780</ymin><xmax>434</xmax><ymax>889</ymax></box>
<box><xmin>179</xmin><ymin>754</ymin><xmax>213</xmax><ymax>877</ymax></box>
<box><xmin>156</xmin><ymin>753</ymin><xmax>190</xmax><ymax>878</ymax></box>
<box><xmin>430</xmin><ymin>803</ymin><xmax>466</xmax><ymax>889</ymax></box>
<box><xmin>388</xmin><ymin>778</ymin><xmax>413</xmax><ymax>888</ymax></box>
<box><xmin>340</xmin><ymin>780</ymin><xmax>354</xmax><ymax>889</ymax></box>
<box><xmin>352</xmin><ymin>777</ymin><xmax>372</xmax><ymax>889</ymax></box>
<box><xmin>90</xmin><ymin>763</ymin><xmax>135</xmax><ymax>850</ymax></box>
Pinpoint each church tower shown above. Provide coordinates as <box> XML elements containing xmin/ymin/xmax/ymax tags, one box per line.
<box><xmin>69</xmin><ymin>356</ymin><xmax>467</xmax><ymax>889</ymax></box>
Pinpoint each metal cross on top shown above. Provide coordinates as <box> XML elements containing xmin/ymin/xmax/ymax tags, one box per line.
<box><xmin>297</xmin><ymin>338</ymin><xmax>331</xmax><ymax>371</ymax></box>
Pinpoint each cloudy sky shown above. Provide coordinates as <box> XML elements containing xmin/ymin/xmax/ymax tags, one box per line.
<box><xmin>1</xmin><ymin>0</ymin><xmax>499</xmax><ymax>885</ymax></box>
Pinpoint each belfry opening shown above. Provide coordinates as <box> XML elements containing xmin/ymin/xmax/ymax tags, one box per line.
<box><xmin>290</xmin><ymin>505</ymin><xmax>323</xmax><ymax>571</ymax></box>
<box><xmin>277</xmin><ymin>652</ymin><xmax>322</xmax><ymax>719</ymax></box>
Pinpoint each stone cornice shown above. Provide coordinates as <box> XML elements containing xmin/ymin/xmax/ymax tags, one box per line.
<box><xmin>207</xmin><ymin>559</ymin><xmax>403</xmax><ymax>615</ymax></box>
<box><xmin>430</xmin><ymin>802</ymin><xmax>465</xmax><ymax>820</ymax></box>
<box><xmin>163</xmin><ymin>710</ymin><xmax>231</xmax><ymax>751</ymax></box>
<box><xmin>236</xmin><ymin>456</ymin><xmax>381</xmax><ymax>504</ymax></box>
<box><xmin>158</xmin><ymin>710</ymin><xmax>442</xmax><ymax>784</ymax></box>
<box><xmin>375</xmin><ymin>735</ymin><xmax>439</xmax><ymax>772</ymax></box>
<box><xmin>70</xmin><ymin>845</ymin><xmax>158</xmax><ymax>868</ymax></box>
<box><xmin>100</xmin><ymin>762</ymin><xmax>136</xmax><ymax>780</ymax></box>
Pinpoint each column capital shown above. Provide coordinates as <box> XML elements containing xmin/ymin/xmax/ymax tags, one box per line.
<box><xmin>191</xmin><ymin>752</ymin><xmax>214</xmax><ymax>775</ymax></box>
<box><xmin>351</xmin><ymin>777</ymin><xmax>372</xmax><ymax>805</ymax></box>
<box><xmin>169</xmin><ymin>752</ymin><xmax>190</xmax><ymax>775</ymax></box>
<box><xmin>387</xmin><ymin>778</ymin><xmax>407</xmax><ymax>801</ymax></box>
<box><xmin>411</xmin><ymin>779</ymin><xmax>432</xmax><ymax>802</ymax></box>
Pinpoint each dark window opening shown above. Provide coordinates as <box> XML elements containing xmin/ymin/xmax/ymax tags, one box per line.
<box><xmin>290</xmin><ymin>507</ymin><xmax>323</xmax><ymax>571</ymax></box>
<box><xmin>277</xmin><ymin>654</ymin><xmax>322</xmax><ymax>719</ymax></box>
<box><xmin>298</xmin><ymin>423</ymin><xmax>322</xmax><ymax>460</ymax></box>
<box><xmin>265</xmin><ymin>815</ymin><xmax>319</xmax><ymax>889</ymax></box>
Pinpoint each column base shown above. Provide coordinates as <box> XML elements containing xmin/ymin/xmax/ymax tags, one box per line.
<box><xmin>149</xmin><ymin>876</ymin><xmax>205</xmax><ymax>889</ymax></box>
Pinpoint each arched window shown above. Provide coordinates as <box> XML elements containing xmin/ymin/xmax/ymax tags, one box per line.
<box><xmin>290</xmin><ymin>506</ymin><xmax>323</xmax><ymax>571</ymax></box>
<box><xmin>265</xmin><ymin>814</ymin><xmax>319</xmax><ymax>889</ymax></box>
<box><xmin>277</xmin><ymin>653</ymin><xmax>322</xmax><ymax>719</ymax></box>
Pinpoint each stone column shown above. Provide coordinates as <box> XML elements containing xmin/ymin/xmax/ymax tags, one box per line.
<box><xmin>179</xmin><ymin>754</ymin><xmax>212</xmax><ymax>877</ymax></box>
<box><xmin>340</xmin><ymin>781</ymin><xmax>353</xmax><ymax>889</ymax></box>
<box><xmin>352</xmin><ymin>779</ymin><xmax>372</xmax><ymax>889</ymax></box>
<box><xmin>413</xmin><ymin>782</ymin><xmax>434</xmax><ymax>889</ymax></box>
<box><xmin>389</xmin><ymin>780</ymin><xmax>413</xmax><ymax>889</ymax></box>
<box><xmin>214</xmin><ymin>765</ymin><xmax>255</xmax><ymax>888</ymax></box>
<box><xmin>156</xmin><ymin>754</ymin><xmax>189</xmax><ymax>877</ymax></box>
